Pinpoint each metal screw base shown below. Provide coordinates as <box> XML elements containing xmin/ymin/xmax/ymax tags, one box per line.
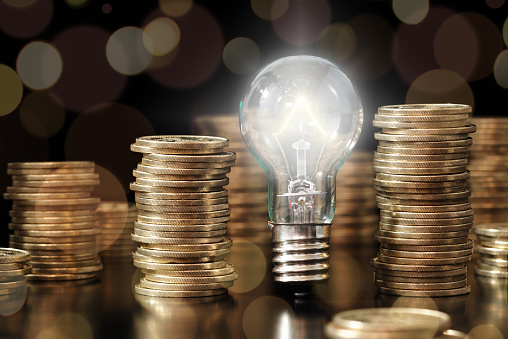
<box><xmin>269</xmin><ymin>222</ymin><xmax>331</xmax><ymax>286</ymax></box>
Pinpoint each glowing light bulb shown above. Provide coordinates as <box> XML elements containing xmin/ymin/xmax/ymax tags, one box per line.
<box><xmin>239</xmin><ymin>55</ymin><xmax>363</xmax><ymax>292</ymax></box>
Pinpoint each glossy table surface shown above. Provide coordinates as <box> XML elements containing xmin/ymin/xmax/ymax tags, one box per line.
<box><xmin>1</xmin><ymin>234</ymin><xmax>507</xmax><ymax>339</ymax></box>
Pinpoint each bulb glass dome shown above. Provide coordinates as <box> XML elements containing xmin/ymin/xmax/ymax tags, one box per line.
<box><xmin>240</xmin><ymin>55</ymin><xmax>363</xmax><ymax>224</ymax></box>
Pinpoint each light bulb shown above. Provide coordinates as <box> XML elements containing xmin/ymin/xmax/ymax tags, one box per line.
<box><xmin>239</xmin><ymin>55</ymin><xmax>363</xmax><ymax>291</ymax></box>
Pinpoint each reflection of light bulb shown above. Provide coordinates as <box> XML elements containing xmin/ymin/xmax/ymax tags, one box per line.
<box><xmin>240</xmin><ymin>55</ymin><xmax>363</xmax><ymax>292</ymax></box>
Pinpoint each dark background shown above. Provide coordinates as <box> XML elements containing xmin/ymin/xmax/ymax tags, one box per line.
<box><xmin>0</xmin><ymin>0</ymin><xmax>507</xmax><ymax>246</ymax></box>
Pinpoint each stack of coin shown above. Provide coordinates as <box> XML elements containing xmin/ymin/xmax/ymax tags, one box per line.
<box><xmin>371</xmin><ymin>103</ymin><xmax>475</xmax><ymax>297</ymax></box>
<box><xmin>0</xmin><ymin>248</ymin><xmax>31</xmax><ymax>301</ymax></box>
<box><xmin>4</xmin><ymin>161</ymin><xmax>103</xmax><ymax>281</ymax></box>
<box><xmin>325</xmin><ymin>308</ymin><xmax>465</xmax><ymax>339</ymax></box>
<box><xmin>333</xmin><ymin>150</ymin><xmax>378</xmax><ymax>243</ymax></box>
<box><xmin>472</xmin><ymin>223</ymin><xmax>508</xmax><ymax>279</ymax></box>
<box><xmin>468</xmin><ymin>117</ymin><xmax>508</xmax><ymax>225</ymax></box>
<box><xmin>193</xmin><ymin>114</ymin><xmax>270</xmax><ymax>242</ymax></box>
<box><xmin>130</xmin><ymin>135</ymin><xmax>238</xmax><ymax>297</ymax></box>
<box><xmin>96</xmin><ymin>201</ymin><xmax>137</xmax><ymax>258</ymax></box>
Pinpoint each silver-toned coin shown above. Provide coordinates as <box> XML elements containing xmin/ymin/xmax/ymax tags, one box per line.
<box><xmin>378</xmin><ymin>103</ymin><xmax>471</xmax><ymax>115</ymax></box>
<box><xmin>134</xmin><ymin>135</ymin><xmax>229</xmax><ymax>149</ymax></box>
<box><xmin>131</xmin><ymin>144</ymin><xmax>224</xmax><ymax>155</ymax></box>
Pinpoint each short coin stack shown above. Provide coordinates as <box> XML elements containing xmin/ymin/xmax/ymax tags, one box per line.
<box><xmin>96</xmin><ymin>201</ymin><xmax>137</xmax><ymax>258</ymax></box>
<box><xmin>472</xmin><ymin>223</ymin><xmax>508</xmax><ymax>279</ymax></box>
<box><xmin>0</xmin><ymin>248</ymin><xmax>31</xmax><ymax>292</ymax></box>
<box><xmin>193</xmin><ymin>114</ymin><xmax>270</xmax><ymax>242</ymax></box>
<box><xmin>325</xmin><ymin>307</ymin><xmax>465</xmax><ymax>339</ymax></box>
<box><xmin>130</xmin><ymin>135</ymin><xmax>238</xmax><ymax>297</ymax></box>
<box><xmin>4</xmin><ymin>161</ymin><xmax>103</xmax><ymax>281</ymax></box>
<box><xmin>333</xmin><ymin>150</ymin><xmax>378</xmax><ymax>244</ymax></box>
<box><xmin>370</xmin><ymin>103</ymin><xmax>475</xmax><ymax>297</ymax></box>
<box><xmin>468</xmin><ymin>117</ymin><xmax>508</xmax><ymax>225</ymax></box>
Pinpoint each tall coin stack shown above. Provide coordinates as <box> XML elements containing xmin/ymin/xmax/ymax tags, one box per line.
<box><xmin>97</xmin><ymin>201</ymin><xmax>137</xmax><ymax>259</ymax></box>
<box><xmin>370</xmin><ymin>104</ymin><xmax>475</xmax><ymax>297</ymax></box>
<box><xmin>333</xmin><ymin>150</ymin><xmax>378</xmax><ymax>244</ymax></box>
<box><xmin>472</xmin><ymin>223</ymin><xmax>508</xmax><ymax>279</ymax></box>
<box><xmin>193</xmin><ymin>114</ymin><xmax>270</xmax><ymax>242</ymax></box>
<box><xmin>468</xmin><ymin>117</ymin><xmax>508</xmax><ymax>225</ymax></box>
<box><xmin>4</xmin><ymin>161</ymin><xmax>102</xmax><ymax>281</ymax></box>
<box><xmin>130</xmin><ymin>136</ymin><xmax>239</xmax><ymax>297</ymax></box>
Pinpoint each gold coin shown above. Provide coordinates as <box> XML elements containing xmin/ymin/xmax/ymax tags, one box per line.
<box><xmin>12</xmin><ymin>197</ymin><xmax>100</xmax><ymax>206</ymax></box>
<box><xmin>136</xmin><ymin>239</ymin><xmax>232</xmax><ymax>252</ymax></box>
<box><xmin>139</xmin><ymin>277</ymin><xmax>233</xmax><ymax>291</ymax></box>
<box><xmin>136</xmin><ymin>215</ymin><xmax>230</xmax><ymax>225</ymax></box>
<box><xmin>11</xmin><ymin>179</ymin><xmax>100</xmax><ymax>187</ymax></box>
<box><xmin>375</xmin><ymin>133</ymin><xmax>469</xmax><ymax>142</ymax></box>
<box><xmin>10</xmin><ymin>234</ymin><xmax>97</xmax><ymax>244</ymax></box>
<box><xmin>134</xmin><ymin>285</ymin><xmax>227</xmax><ymax>297</ymax></box>
<box><xmin>137</xmin><ymin>163</ymin><xmax>230</xmax><ymax>175</ymax></box>
<box><xmin>0</xmin><ymin>248</ymin><xmax>31</xmax><ymax>263</ymax></box>
<box><xmin>134</xmin><ymin>177</ymin><xmax>229</xmax><ymax>188</ymax></box>
<box><xmin>133</xmin><ymin>170</ymin><xmax>226</xmax><ymax>181</ymax></box>
<box><xmin>8</xmin><ymin>161</ymin><xmax>94</xmax><ymax>169</ymax></box>
<box><xmin>375</xmin><ymin>234</ymin><xmax>469</xmax><ymax>245</ymax></box>
<box><xmin>377</xmin><ymin>253</ymin><xmax>471</xmax><ymax>265</ymax></box>
<box><xmin>135</xmin><ymin>196</ymin><xmax>228</xmax><ymax>206</ymax></box>
<box><xmin>139</xmin><ymin>158</ymin><xmax>235</xmax><ymax>169</ymax></box>
<box><xmin>133</xmin><ymin>228</ymin><xmax>227</xmax><ymax>239</ymax></box>
<box><xmin>374</xmin><ymin>113</ymin><xmax>470</xmax><ymax>122</ymax></box>
<box><xmin>134</xmin><ymin>135</ymin><xmax>229</xmax><ymax>149</ymax></box>
<box><xmin>135</xmin><ymin>246</ymin><xmax>229</xmax><ymax>258</ymax></box>
<box><xmin>134</xmin><ymin>221</ymin><xmax>227</xmax><ymax>232</ymax></box>
<box><xmin>374</xmin><ymin>278</ymin><xmax>467</xmax><ymax>290</ymax></box>
<box><xmin>378</xmin><ymin>103</ymin><xmax>471</xmax><ymax>115</ymax></box>
<box><xmin>377</xmin><ymin>145</ymin><xmax>471</xmax><ymax>155</ymax></box>
<box><xmin>380</xmin><ymin>125</ymin><xmax>476</xmax><ymax>135</ymax></box>
<box><xmin>380</xmin><ymin>215</ymin><xmax>474</xmax><ymax>226</ymax></box>
<box><xmin>375</xmin><ymin>171</ymin><xmax>470</xmax><ymax>182</ymax></box>
<box><xmin>370</xmin><ymin>257</ymin><xmax>465</xmax><ymax>271</ymax></box>
<box><xmin>380</xmin><ymin>209</ymin><xmax>473</xmax><ymax>219</ymax></box>
<box><xmin>378</xmin><ymin>138</ymin><xmax>473</xmax><ymax>148</ymax></box>
<box><xmin>132</xmin><ymin>234</ymin><xmax>226</xmax><ymax>244</ymax></box>
<box><xmin>378</xmin><ymin>247</ymin><xmax>473</xmax><ymax>258</ymax></box>
<box><xmin>374</xmin><ymin>151</ymin><xmax>468</xmax><ymax>161</ymax></box>
<box><xmin>380</xmin><ymin>240</ymin><xmax>473</xmax><ymax>252</ymax></box>
<box><xmin>372</xmin><ymin>178</ymin><xmax>466</xmax><ymax>188</ymax></box>
<box><xmin>136</xmin><ymin>202</ymin><xmax>229</xmax><ymax>213</ymax></box>
<box><xmin>135</xmin><ymin>262</ymin><xmax>235</xmax><ymax>276</ymax></box>
<box><xmin>373</xmin><ymin>165</ymin><xmax>467</xmax><ymax>175</ymax></box>
<box><xmin>378</xmin><ymin>222</ymin><xmax>473</xmax><ymax>233</ymax></box>
<box><xmin>376</xmin><ymin>285</ymin><xmax>470</xmax><ymax>297</ymax></box>
<box><xmin>11</xmin><ymin>173</ymin><xmax>99</xmax><ymax>181</ymax></box>
<box><xmin>374</xmin><ymin>184</ymin><xmax>467</xmax><ymax>194</ymax></box>
<box><xmin>137</xmin><ymin>209</ymin><xmax>230</xmax><ymax>219</ymax></box>
<box><xmin>130</xmin><ymin>182</ymin><xmax>223</xmax><ymax>193</ymax></box>
<box><xmin>373</xmin><ymin>158</ymin><xmax>468</xmax><ymax>168</ymax></box>
<box><xmin>143</xmin><ymin>272</ymin><xmax>238</xmax><ymax>284</ymax></box>
<box><xmin>376</xmin><ymin>229</ymin><xmax>470</xmax><ymax>239</ymax></box>
<box><xmin>132</xmin><ymin>252</ymin><xmax>227</xmax><ymax>267</ymax></box>
<box><xmin>131</xmin><ymin>144</ymin><xmax>224</xmax><ymax>155</ymax></box>
<box><xmin>6</xmin><ymin>186</ymin><xmax>95</xmax><ymax>193</ymax></box>
<box><xmin>373</xmin><ymin>119</ymin><xmax>470</xmax><ymax>129</ymax></box>
<box><xmin>377</xmin><ymin>190</ymin><xmax>471</xmax><ymax>201</ymax></box>
<box><xmin>3</xmin><ymin>192</ymin><xmax>91</xmax><ymax>200</ymax></box>
<box><xmin>143</xmin><ymin>151</ymin><xmax>236</xmax><ymax>163</ymax></box>
<box><xmin>134</xmin><ymin>190</ymin><xmax>228</xmax><ymax>200</ymax></box>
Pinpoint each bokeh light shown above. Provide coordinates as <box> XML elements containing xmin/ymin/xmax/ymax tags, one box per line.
<box><xmin>51</xmin><ymin>25</ymin><xmax>127</xmax><ymax>112</ymax></box>
<box><xmin>316</xmin><ymin>22</ymin><xmax>357</xmax><ymax>62</ymax></box>
<box><xmin>16</xmin><ymin>41</ymin><xmax>62</xmax><ymax>90</ymax></box>
<box><xmin>227</xmin><ymin>239</ymin><xmax>266</xmax><ymax>293</ymax></box>
<box><xmin>313</xmin><ymin>252</ymin><xmax>366</xmax><ymax>307</ymax></box>
<box><xmin>243</xmin><ymin>296</ymin><xmax>295</xmax><ymax>339</ymax></box>
<box><xmin>434</xmin><ymin>12</ymin><xmax>503</xmax><ymax>81</ymax></box>
<box><xmin>494</xmin><ymin>50</ymin><xmax>508</xmax><ymax>88</ymax></box>
<box><xmin>392</xmin><ymin>7</ymin><xmax>454</xmax><ymax>85</ymax></box>
<box><xmin>406</xmin><ymin>69</ymin><xmax>474</xmax><ymax>108</ymax></box>
<box><xmin>45</xmin><ymin>312</ymin><xmax>93</xmax><ymax>339</ymax></box>
<box><xmin>486</xmin><ymin>0</ymin><xmax>505</xmax><ymax>9</ymax></box>
<box><xmin>92</xmin><ymin>164</ymin><xmax>128</xmax><ymax>203</ymax></box>
<box><xmin>143</xmin><ymin>17</ymin><xmax>180</xmax><ymax>56</ymax></box>
<box><xmin>466</xmin><ymin>324</ymin><xmax>504</xmax><ymax>339</ymax></box>
<box><xmin>64</xmin><ymin>102</ymin><xmax>155</xmax><ymax>192</ymax></box>
<box><xmin>392</xmin><ymin>296</ymin><xmax>438</xmax><ymax>310</ymax></box>
<box><xmin>223</xmin><ymin>37</ymin><xmax>260</xmax><ymax>75</ymax></box>
<box><xmin>19</xmin><ymin>91</ymin><xmax>65</xmax><ymax>138</ymax></box>
<box><xmin>392</xmin><ymin>0</ymin><xmax>429</xmax><ymax>25</ymax></box>
<box><xmin>102</xmin><ymin>3</ymin><xmax>112</xmax><ymax>14</ymax></box>
<box><xmin>146</xmin><ymin>5</ymin><xmax>223</xmax><ymax>89</ymax></box>
<box><xmin>251</xmin><ymin>0</ymin><xmax>288</xmax><ymax>21</ymax></box>
<box><xmin>271</xmin><ymin>0</ymin><xmax>331</xmax><ymax>46</ymax></box>
<box><xmin>0</xmin><ymin>64</ymin><xmax>23</xmax><ymax>116</ymax></box>
<box><xmin>159</xmin><ymin>0</ymin><xmax>193</xmax><ymax>17</ymax></box>
<box><xmin>106</xmin><ymin>26</ymin><xmax>153</xmax><ymax>75</ymax></box>
<box><xmin>0</xmin><ymin>0</ymin><xmax>52</xmax><ymax>38</ymax></box>
<box><xmin>345</xmin><ymin>13</ymin><xmax>394</xmax><ymax>81</ymax></box>
<box><xmin>64</xmin><ymin>0</ymin><xmax>89</xmax><ymax>9</ymax></box>
<box><xmin>503</xmin><ymin>16</ymin><xmax>508</xmax><ymax>47</ymax></box>
<box><xmin>3</xmin><ymin>0</ymin><xmax>37</xmax><ymax>8</ymax></box>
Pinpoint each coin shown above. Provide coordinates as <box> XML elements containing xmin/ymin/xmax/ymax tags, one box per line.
<box><xmin>373</xmin><ymin>119</ymin><xmax>470</xmax><ymax>129</ymax></box>
<box><xmin>378</xmin><ymin>103</ymin><xmax>471</xmax><ymax>115</ymax></box>
<box><xmin>136</xmin><ymin>203</ymin><xmax>229</xmax><ymax>213</ymax></box>
<box><xmin>143</xmin><ymin>151</ymin><xmax>236</xmax><ymax>163</ymax></box>
<box><xmin>378</xmin><ymin>223</ymin><xmax>473</xmax><ymax>233</ymax></box>
<box><xmin>378</xmin><ymin>145</ymin><xmax>471</xmax><ymax>155</ymax></box>
<box><xmin>376</xmin><ymin>202</ymin><xmax>471</xmax><ymax>213</ymax></box>
<box><xmin>134</xmin><ymin>135</ymin><xmax>229</xmax><ymax>149</ymax></box>
<box><xmin>137</xmin><ymin>163</ymin><xmax>230</xmax><ymax>175</ymax></box>
<box><xmin>134</xmin><ymin>221</ymin><xmax>227</xmax><ymax>232</ymax></box>
<box><xmin>8</xmin><ymin>161</ymin><xmax>94</xmax><ymax>169</ymax></box>
<box><xmin>134</xmin><ymin>284</ymin><xmax>227</xmax><ymax>297</ymax></box>
<box><xmin>376</xmin><ymin>285</ymin><xmax>471</xmax><ymax>297</ymax></box>
<box><xmin>0</xmin><ymin>248</ymin><xmax>31</xmax><ymax>263</ymax></box>
<box><xmin>380</xmin><ymin>125</ymin><xmax>476</xmax><ymax>135</ymax></box>
<box><xmin>377</xmin><ymin>253</ymin><xmax>471</xmax><ymax>265</ymax></box>
<box><xmin>135</xmin><ymin>196</ymin><xmax>228</xmax><ymax>206</ymax></box>
<box><xmin>375</xmin><ymin>234</ymin><xmax>469</xmax><ymax>245</ymax></box>
<box><xmin>131</xmin><ymin>144</ymin><xmax>225</xmax><ymax>155</ymax></box>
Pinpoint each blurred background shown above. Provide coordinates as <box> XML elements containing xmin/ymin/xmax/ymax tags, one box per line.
<box><xmin>0</xmin><ymin>0</ymin><xmax>507</xmax><ymax>246</ymax></box>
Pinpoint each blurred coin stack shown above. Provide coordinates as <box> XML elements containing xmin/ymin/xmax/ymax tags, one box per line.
<box><xmin>472</xmin><ymin>223</ymin><xmax>508</xmax><ymax>279</ymax></box>
<box><xmin>0</xmin><ymin>248</ymin><xmax>31</xmax><ymax>298</ymax></box>
<box><xmin>468</xmin><ymin>117</ymin><xmax>508</xmax><ymax>225</ymax></box>
<box><xmin>333</xmin><ymin>150</ymin><xmax>378</xmax><ymax>243</ymax></box>
<box><xmin>193</xmin><ymin>114</ymin><xmax>270</xmax><ymax>242</ymax></box>
<box><xmin>130</xmin><ymin>135</ymin><xmax>238</xmax><ymax>297</ymax></box>
<box><xmin>96</xmin><ymin>201</ymin><xmax>137</xmax><ymax>259</ymax></box>
<box><xmin>370</xmin><ymin>104</ymin><xmax>475</xmax><ymax>297</ymax></box>
<box><xmin>325</xmin><ymin>308</ymin><xmax>465</xmax><ymax>339</ymax></box>
<box><xmin>4</xmin><ymin>161</ymin><xmax>102</xmax><ymax>281</ymax></box>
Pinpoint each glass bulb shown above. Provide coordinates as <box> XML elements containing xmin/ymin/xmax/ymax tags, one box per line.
<box><xmin>240</xmin><ymin>55</ymin><xmax>363</xmax><ymax>224</ymax></box>
<box><xmin>239</xmin><ymin>55</ymin><xmax>363</xmax><ymax>288</ymax></box>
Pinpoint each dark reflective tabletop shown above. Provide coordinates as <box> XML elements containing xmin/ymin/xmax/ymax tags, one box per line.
<box><xmin>1</xmin><ymin>234</ymin><xmax>507</xmax><ymax>339</ymax></box>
